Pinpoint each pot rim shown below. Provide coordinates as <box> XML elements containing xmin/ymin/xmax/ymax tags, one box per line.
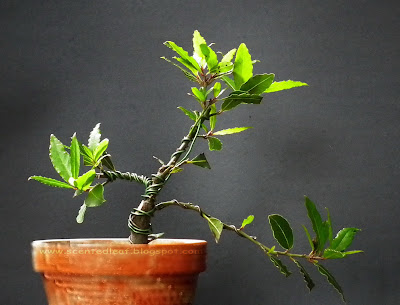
<box><xmin>32</xmin><ymin>238</ymin><xmax>208</xmax><ymax>275</ymax></box>
<box><xmin>32</xmin><ymin>238</ymin><xmax>207</xmax><ymax>248</ymax></box>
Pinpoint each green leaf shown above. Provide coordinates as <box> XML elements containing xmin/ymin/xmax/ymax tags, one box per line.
<box><xmin>88</xmin><ymin>123</ymin><xmax>101</xmax><ymax>152</ymax></box>
<box><xmin>330</xmin><ymin>228</ymin><xmax>361</xmax><ymax>252</ymax></box>
<box><xmin>74</xmin><ymin>169</ymin><xmax>96</xmax><ymax>191</ymax></box>
<box><xmin>264</xmin><ymin>80</ymin><xmax>308</xmax><ymax>93</ymax></box>
<box><xmin>206</xmin><ymin>216</ymin><xmax>224</xmax><ymax>243</ymax></box>
<box><xmin>70</xmin><ymin>133</ymin><xmax>80</xmax><ymax>179</ymax></box>
<box><xmin>79</xmin><ymin>144</ymin><xmax>93</xmax><ymax>160</ymax></box>
<box><xmin>233</xmin><ymin>43</ymin><xmax>253</xmax><ymax>88</ymax></box>
<box><xmin>323</xmin><ymin>249</ymin><xmax>344</xmax><ymax>259</ymax></box>
<box><xmin>177</xmin><ymin>107</ymin><xmax>208</xmax><ymax>132</ymax></box>
<box><xmin>231</xmin><ymin>92</ymin><xmax>263</xmax><ymax>104</ymax></box>
<box><xmin>241</xmin><ymin>215</ymin><xmax>254</xmax><ymax>229</ymax></box>
<box><xmin>240</xmin><ymin>73</ymin><xmax>275</xmax><ymax>95</ymax></box>
<box><xmin>221</xmin><ymin>48</ymin><xmax>236</xmax><ymax>63</ymax></box>
<box><xmin>268</xmin><ymin>214</ymin><xmax>294</xmax><ymax>250</ymax></box>
<box><xmin>76</xmin><ymin>203</ymin><xmax>87</xmax><ymax>224</ymax></box>
<box><xmin>191</xmin><ymin>87</ymin><xmax>206</xmax><ymax>102</ymax></box>
<box><xmin>213</xmin><ymin>127</ymin><xmax>252</xmax><ymax>136</ymax></box>
<box><xmin>84</xmin><ymin>184</ymin><xmax>106</xmax><ymax>207</ymax></box>
<box><xmin>101</xmin><ymin>154</ymin><xmax>115</xmax><ymax>171</ymax></box>
<box><xmin>170</xmin><ymin>167</ymin><xmax>183</xmax><ymax>174</ymax></box>
<box><xmin>302</xmin><ymin>225</ymin><xmax>315</xmax><ymax>252</ymax></box>
<box><xmin>28</xmin><ymin>176</ymin><xmax>75</xmax><ymax>189</ymax></box>
<box><xmin>187</xmin><ymin>153</ymin><xmax>211</xmax><ymax>169</ymax></box>
<box><xmin>214</xmin><ymin>62</ymin><xmax>234</xmax><ymax>75</ymax></box>
<box><xmin>293</xmin><ymin>259</ymin><xmax>315</xmax><ymax>291</ymax></box>
<box><xmin>224</xmin><ymin>90</ymin><xmax>263</xmax><ymax>103</ymax></box>
<box><xmin>178</xmin><ymin>106</ymin><xmax>197</xmax><ymax>121</ymax></box>
<box><xmin>314</xmin><ymin>263</ymin><xmax>345</xmax><ymax>302</ymax></box>
<box><xmin>174</xmin><ymin>56</ymin><xmax>199</xmax><ymax>75</ymax></box>
<box><xmin>323</xmin><ymin>249</ymin><xmax>363</xmax><ymax>259</ymax></box>
<box><xmin>268</xmin><ymin>246</ymin><xmax>276</xmax><ymax>254</ymax></box>
<box><xmin>200</xmin><ymin>44</ymin><xmax>218</xmax><ymax>71</ymax></box>
<box><xmin>213</xmin><ymin>82</ymin><xmax>221</xmax><ymax>98</ymax></box>
<box><xmin>221</xmin><ymin>91</ymin><xmax>263</xmax><ymax>112</ymax></box>
<box><xmin>193</xmin><ymin>30</ymin><xmax>207</xmax><ymax>61</ymax></box>
<box><xmin>93</xmin><ymin>138</ymin><xmax>109</xmax><ymax>161</ymax></box>
<box><xmin>164</xmin><ymin>41</ymin><xmax>200</xmax><ymax>72</ymax></box>
<box><xmin>221</xmin><ymin>99</ymin><xmax>241</xmax><ymax>112</ymax></box>
<box><xmin>221</xmin><ymin>76</ymin><xmax>236</xmax><ymax>90</ymax></box>
<box><xmin>209</xmin><ymin>104</ymin><xmax>217</xmax><ymax>131</ymax></box>
<box><xmin>208</xmin><ymin>137</ymin><xmax>222</xmax><ymax>151</ymax></box>
<box><xmin>305</xmin><ymin>196</ymin><xmax>328</xmax><ymax>253</ymax></box>
<box><xmin>269</xmin><ymin>255</ymin><xmax>291</xmax><ymax>277</ymax></box>
<box><xmin>161</xmin><ymin>57</ymin><xmax>198</xmax><ymax>82</ymax></box>
<box><xmin>49</xmin><ymin>134</ymin><xmax>72</xmax><ymax>182</ymax></box>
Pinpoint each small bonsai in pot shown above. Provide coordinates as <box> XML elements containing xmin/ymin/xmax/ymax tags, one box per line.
<box><xmin>30</xmin><ymin>31</ymin><xmax>362</xmax><ymax>304</ymax></box>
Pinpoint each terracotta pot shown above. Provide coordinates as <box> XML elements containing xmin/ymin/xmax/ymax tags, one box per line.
<box><xmin>32</xmin><ymin>238</ymin><xmax>207</xmax><ymax>305</ymax></box>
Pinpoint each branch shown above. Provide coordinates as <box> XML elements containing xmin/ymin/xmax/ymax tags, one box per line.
<box><xmin>97</xmin><ymin>170</ymin><xmax>151</xmax><ymax>186</ymax></box>
<box><xmin>128</xmin><ymin>107</ymin><xmax>211</xmax><ymax>244</ymax></box>
<box><xmin>154</xmin><ymin>200</ymin><xmax>325</xmax><ymax>261</ymax></box>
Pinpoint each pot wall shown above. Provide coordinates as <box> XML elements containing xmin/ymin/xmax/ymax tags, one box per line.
<box><xmin>32</xmin><ymin>238</ymin><xmax>207</xmax><ymax>305</ymax></box>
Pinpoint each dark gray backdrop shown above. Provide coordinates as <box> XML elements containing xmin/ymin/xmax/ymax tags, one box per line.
<box><xmin>1</xmin><ymin>1</ymin><xmax>399</xmax><ymax>304</ymax></box>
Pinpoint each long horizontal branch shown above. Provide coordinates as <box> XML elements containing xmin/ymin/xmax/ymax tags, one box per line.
<box><xmin>155</xmin><ymin>200</ymin><xmax>325</xmax><ymax>261</ymax></box>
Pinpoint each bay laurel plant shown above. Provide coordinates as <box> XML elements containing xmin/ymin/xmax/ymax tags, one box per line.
<box><xmin>29</xmin><ymin>30</ymin><xmax>362</xmax><ymax>301</ymax></box>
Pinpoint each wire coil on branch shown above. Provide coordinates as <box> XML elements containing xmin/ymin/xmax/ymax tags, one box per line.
<box><xmin>102</xmin><ymin>170</ymin><xmax>151</xmax><ymax>186</ymax></box>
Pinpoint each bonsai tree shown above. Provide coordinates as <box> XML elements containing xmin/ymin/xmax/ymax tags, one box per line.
<box><xmin>29</xmin><ymin>30</ymin><xmax>362</xmax><ymax>302</ymax></box>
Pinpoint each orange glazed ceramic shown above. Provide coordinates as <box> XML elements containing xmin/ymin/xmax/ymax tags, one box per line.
<box><xmin>32</xmin><ymin>238</ymin><xmax>207</xmax><ymax>305</ymax></box>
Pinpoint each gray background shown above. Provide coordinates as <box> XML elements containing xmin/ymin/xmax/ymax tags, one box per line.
<box><xmin>1</xmin><ymin>0</ymin><xmax>399</xmax><ymax>304</ymax></box>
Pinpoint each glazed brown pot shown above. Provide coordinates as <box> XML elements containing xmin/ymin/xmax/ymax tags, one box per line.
<box><xmin>32</xmin><ymin>238</ymin><xmax>207</xmax><ymax>305</ymax></box>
